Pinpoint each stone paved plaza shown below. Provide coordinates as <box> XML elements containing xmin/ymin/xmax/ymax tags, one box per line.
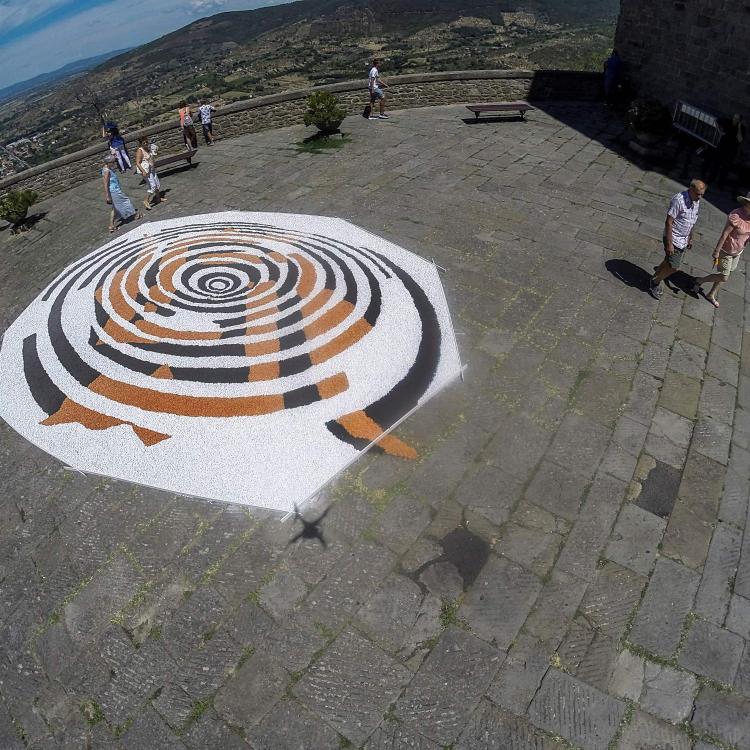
<box><xmin>2</xmin><ymin>104</ymin><xmax>750</xmax><ymax>749</ymax></box>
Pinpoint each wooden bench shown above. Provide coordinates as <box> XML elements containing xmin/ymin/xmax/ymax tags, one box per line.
<box><xmin>466</xmin><ymin>102</ymin><xmax>535</xmax><ymax>121</ymax></box>
<box><xmin>154</xmin><ymin>147</ymin><xmax>199</xmax><ymax>170</ymax></box>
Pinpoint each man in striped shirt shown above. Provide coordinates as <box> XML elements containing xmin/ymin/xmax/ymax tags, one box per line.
<box><xmin>649</xmin><ymin>179</ymin><xmax>707</xmax><ymax>299</ymax></box>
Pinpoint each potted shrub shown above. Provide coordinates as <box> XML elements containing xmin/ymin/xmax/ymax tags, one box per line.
<box><xmin>303</xmin><ymin>91</ymin><xmax>346</xmax><ymax>136</ymax></box>
<box><xmin>0</xmin><ymin>189</ymin><xmax>38</xmax><ymax>233</ymax></box>
<box><xmin>628</xmin><ymin>98</ymin><xmax>672</xmax><ymax>145</ymax></box>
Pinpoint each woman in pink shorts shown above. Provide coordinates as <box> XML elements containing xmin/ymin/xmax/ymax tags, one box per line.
<box><xmin>693</xmin><ymin>192</ymin><xmax>750</xmax><ymax>307</ymax></box>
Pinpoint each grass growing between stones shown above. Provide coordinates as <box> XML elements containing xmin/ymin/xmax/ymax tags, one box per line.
<box><xmin>438</xmin><ymin>596</ymin><xmax>468</xmax><ymax>630</ymax></box>
<box><xmin>185</xmin><ymin>698</ymin><xmax>212</xmax><ymax>727</ymax></box>
<box><xmin>201</xmin><ymin>524</ymin><xmax>258</xmax><ymax>585</ymax></box>
<box><xmin>80</xmin><ymin>700</ymin><xmax>105</xmax><ymax>726</ymax></box>
<box><xmin>294</xmin><ymin>134</ymin><xmax>351</xmax><ymax>154</ymax></box>
<box><xmin>235</xmin><ymin>646</ymin><xmax>255</xmax><ymax>672</ymax></box>
<box><xmin>679</xmin><ymin>719</ymin><xmax>738</xmax><ymax>750</ymax></box>
<box><xmin>607</xmin><ymin>700</ymin><xmax>635</xmax><ymax>750</ymax></box>
<box><xmin>112</xmin><ymin>718</ymin><xmax>133</xmax><ymax>738</ymax></box>
<box><xmin>314</xmin><ymin>621</ymin><xmax>337</xmax><ymax>641</ymax></box>
<box><xmin>623</xmin><ymin>636</ymin><xmax>736</xmax><ymax>695</ymax></box>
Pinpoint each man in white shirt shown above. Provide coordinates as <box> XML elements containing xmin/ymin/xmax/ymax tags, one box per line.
<box><xmin>368</xmin><ymin>58</ymin><xmax>389</xmax><ymax>120</ymax></box>
<box><xmin>198</xmin><ymin>100</ymin><xmax>216</xmax><ymax>145</ymax></box>
<box><xmin>649</xmin><ymin>179</ymin><xmax>707</xmax><ymax>299</ymax></box>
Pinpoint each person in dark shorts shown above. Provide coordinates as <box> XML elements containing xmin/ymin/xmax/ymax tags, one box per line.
<box><xmin>178</xmin><ymin>101</ymin><xmax>198</xmax><ymax>150</ymax></box>
<box><xmin>649</xmin><ymin>180</ymin><xmax>706</xmax><ymax>299</ymax></box>
<box><xmin>198</xmin><ymin>100</ymin><xmax>216</xmax><ymax>145</ymax></box>
<box><xmin>368</xmin><ymin>58</ymin><xmax>389</xmax><ymax>120</ymax></box>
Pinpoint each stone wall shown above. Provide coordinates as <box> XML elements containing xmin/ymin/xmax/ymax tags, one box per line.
<box><xmin>615</xmin><ymin>0</ymin><xmax>749</xmax><ymax>119</ymax></box>
<box><xmin>0</xmin><ymin>70</ymin><xmax>601</xmax><ymax>199</ymax></box>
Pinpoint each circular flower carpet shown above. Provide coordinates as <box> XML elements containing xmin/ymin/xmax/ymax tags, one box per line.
<box><xmin>0</xmin><ymin>212</ymin><xmax>462</xmax><ymax>511</ymax></box>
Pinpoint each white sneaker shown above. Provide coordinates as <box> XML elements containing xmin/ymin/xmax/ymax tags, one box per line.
<box><xmin>368</xmin><ymin>116</ymin><xmax>378</xmax><ymax>120</ymax></box>
<box><xmin>378</xmin><ymin>114</ymin><xmax>390</xmax><ymax>119</ymax></box>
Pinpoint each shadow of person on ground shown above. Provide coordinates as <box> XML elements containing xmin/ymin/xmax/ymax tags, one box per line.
<box><xmin>606</xmin><ymin>258</ymin><xmax>700</xmax><ymax>298</ymax></box>
<box><xmin>605</xmin><ymin>259</ymin><xmax>652</xmax><ymax>292</ymax></box>
<box><xmin>663</xmin><ymin>270</ymin><xmax>699</xmax><ymax>297</ymax></box>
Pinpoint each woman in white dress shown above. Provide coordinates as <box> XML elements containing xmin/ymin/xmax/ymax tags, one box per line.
<box><xmin>135</xmin><ymin>137</ymin><xmax>166</xmax><ymax>210</ymax></box>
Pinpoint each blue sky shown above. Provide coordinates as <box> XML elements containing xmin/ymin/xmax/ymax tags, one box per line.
<box><xmin>0</xmin><ymin>0</ymin><xmax>289</xmax><ymax>89</ymax></box>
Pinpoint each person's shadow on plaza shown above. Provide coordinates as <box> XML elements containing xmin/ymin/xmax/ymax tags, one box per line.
<box><xmin>605</xmin><ymin>259</ymin><xmax>699</xmax><ymax>297</ymax></box>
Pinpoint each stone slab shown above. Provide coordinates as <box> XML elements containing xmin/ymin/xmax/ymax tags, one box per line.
<box><xmin>694</xmin><ymin>523</ymin><xmax>743</xmax><ymax>625</ymax></box>
<box><xmin>628</xmin><ymin>558</ymin><xmax>699</xmax><ymax>658</ymax></box>
<box><xmin>640</xmin><ymin>662</ymin><xmax>697</xmax><ymax>723</ymax></box>
<box><xmin>247</xmin><ymin>697</ymin><xmax>341</xmax><ymax>750</ymax></box>
<box><xmin>691</xmin><ymin>687</ymin><xmax>750</xmax><ymax>748</ymax></box>
<box><xmin>214</xmin><ymin>651</ymin><xmax>288</xmax><ymax>733</ymax></box>
<box><xmin>395</xmin><ymin>628</ymin><xmax>502</xmax><ymax>745</ymax></box>
<box><xmin>678</xmin><ymin>619</ymin><xmax>744</xmax><ymax>685</ymax></box>
<box><xmin>607</xmin><ymin>649</ymin><xmax>645</xmax><ymax>701</ymax></box>
<box><xmin>485</xmin><ymin>633</ymin><xmax>553</xmax><ymax>715</ymax></box>
<box><xmin>605</xmin><ymin>503</ymin><xmax>665</xmax><ymax>575</ymax></box>
<box><xmin>456</xmin><ymin>700</ymin><xmax>563</xmax><ymax>750</ymax></box>
<box><xmin>460</xmin><ymin>554</ymin><xmax>542</xmax><ymax>649</ymax></box>
<box><xmin>527</xmin><ymin>668</ymin><xmax>626</xmax><ymax>750</ymax></box>
<box><xmin>294</xmin><ymin>629</ymin><xmax>410</xmax><ymax>746</ymax></box>
<box><xmin>546</xmin><ymin>413</ymin><xmax>611</xmax><ymax>480</ymax></box>
<box><xmin>617</xmin><ymin>710</ymin><xmax>691</xmax><ymax>750</ymax></box>
<box><xmin>524</xmin><ymin>460</ymin><xmax>589</xmax><ymax>522</ymax></box>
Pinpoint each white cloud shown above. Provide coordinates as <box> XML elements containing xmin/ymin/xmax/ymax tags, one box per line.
<box><xmin>0</xmin><ymin>0</ymin><xmax>68</xmax><ymax>33</ymax></box>
<box><xmin>189</xmin><ymin>0</ymin><xmax>227</xmax><ymax>12</ymax></box>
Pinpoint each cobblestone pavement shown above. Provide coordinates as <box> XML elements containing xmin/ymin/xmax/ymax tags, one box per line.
<box><xmin>1</xmin><ymin>104</ymin><xmax>750</xmax><ymax>749</ymax></box>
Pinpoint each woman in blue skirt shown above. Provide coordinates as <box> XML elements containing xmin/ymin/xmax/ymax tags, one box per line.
<box><xmin>101</xmin><ymin>156</ymin><xmax>140</xmax><ymax>232</ymax></box>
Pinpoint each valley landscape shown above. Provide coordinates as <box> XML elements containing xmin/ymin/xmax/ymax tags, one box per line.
<box><xmin>0</xmin><ymin>0</ymin><xmax>618</xmax><ymax>175</ymax></box>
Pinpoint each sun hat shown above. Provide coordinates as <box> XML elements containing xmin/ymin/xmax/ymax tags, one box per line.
<box><xmin>738</xmin><ymin>191</ymin><xmax>750</xmax><ymax>204</ymax></box>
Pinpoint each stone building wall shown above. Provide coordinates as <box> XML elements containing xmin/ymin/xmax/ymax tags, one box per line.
<box><xmin>0</xmin><ymin>70</ymin><xmax>601</xmax><ymax>200</ymax></box>
<box><xmin>615</xmin><ymin>0</ymin><xmax>750</xmax><ymax>119</ymax></box>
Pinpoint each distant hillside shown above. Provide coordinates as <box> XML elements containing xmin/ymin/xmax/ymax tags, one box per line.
<box><xmin>0</xmin><ymin>0</ymin><xmax>617</xmax><ymax>171</ymax></box>
<box><xmin>0</xmin><ymin>49</ymin><xmax>131</xmax><ymax>104</ymax></box>
<box><xmin>103</xmin><ymin>0</ymin><xmax>618</xmax><ymax>68</ymax></box>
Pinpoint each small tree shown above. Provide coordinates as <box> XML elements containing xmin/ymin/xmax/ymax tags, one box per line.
<box><xmin>0</xmin><ymin>189</ymin><xmax>38</xmax><ymax>232</ymax></box>
<box><xmin>73</xmin><ymin>81</ymin><xmax>109</xmax><ymax>126</ymax></box>
<box><xmin>303</xmin><ymin>92</ymin><xmax>346</xmax><ymax>135</ymax></box>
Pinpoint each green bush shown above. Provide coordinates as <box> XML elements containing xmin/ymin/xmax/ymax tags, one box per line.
<box><xmin>0</xmin><ymin>189</ymin><xmax>38</xmax><ymax>226</ymax></box>
<box><xmin>302</xmin><ymin>91</ymin><xmax>346</xmax><ymax>135</ymax></box>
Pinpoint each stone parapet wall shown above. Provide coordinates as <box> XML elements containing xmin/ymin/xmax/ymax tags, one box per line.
<box><xmin>615</xmin><ymin>0</ymin><xmax>748</xmax><ymax>120</ymax></box>
<box><xmin>0</xmin><ymin>70</ymin><xmax>601</xmax><ymax>199</ymax></box>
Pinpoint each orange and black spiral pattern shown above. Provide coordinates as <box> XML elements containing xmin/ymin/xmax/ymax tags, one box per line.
<box><xmin>21</xmin><ymin>216</ymin><xmax>442</xmax><ymax>457</ymax></box>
